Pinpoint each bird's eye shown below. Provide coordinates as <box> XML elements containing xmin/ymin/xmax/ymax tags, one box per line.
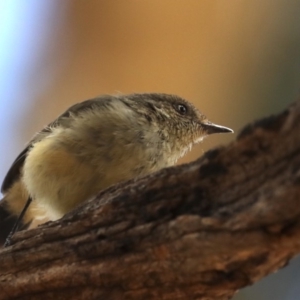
<box><xmin>176</xmin><ymin>104</ymin><xmax>187</xmax><ymax>115</ymax></box>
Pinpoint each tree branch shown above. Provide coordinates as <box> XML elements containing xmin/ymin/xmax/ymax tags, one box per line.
<box><xmin>0</xmin><ymin>100</ymin><xmax>300</xmax><ymax>300</ymax></box>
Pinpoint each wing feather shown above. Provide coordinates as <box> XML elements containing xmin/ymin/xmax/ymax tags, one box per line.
<box><xmin>1</xmin><ymin>96</ymin><xmax>113</xmax><ymax>193</ymax></box>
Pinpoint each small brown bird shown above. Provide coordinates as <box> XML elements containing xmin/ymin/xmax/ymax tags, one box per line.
<box><xmin>0</xmin><ymin>93</ymin><xmax>233</xmax><ymax>245</ymax></box>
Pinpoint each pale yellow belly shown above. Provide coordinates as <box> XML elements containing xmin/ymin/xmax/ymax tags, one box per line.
<box><xmin>23</xmin><ymin>137</ymin><xmax>103</xmax><ymax>220</ymax></box>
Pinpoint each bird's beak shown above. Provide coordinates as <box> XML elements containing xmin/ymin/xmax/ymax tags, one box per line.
<box><xmin>201</xmin><ymin>121</ymin><xmax>234</xmax><ymax>135</ymax></box>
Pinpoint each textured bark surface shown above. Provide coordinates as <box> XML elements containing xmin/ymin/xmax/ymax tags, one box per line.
<box><xmin>0</xmin><ymin>100</ymin><xmax>300</xmax><ymax>300</ymax></box>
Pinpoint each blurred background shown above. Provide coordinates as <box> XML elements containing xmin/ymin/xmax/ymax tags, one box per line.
<box><xmin>1</xmin><ymin>1</ymin><xmax>300</xmax><ymax>299</ymax></box>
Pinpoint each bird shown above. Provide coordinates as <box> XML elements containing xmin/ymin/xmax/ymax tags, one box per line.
<box><xmin>0</xmin><ymin>93</ymin><xmax>233</xmax><ymax>246</ymax></box>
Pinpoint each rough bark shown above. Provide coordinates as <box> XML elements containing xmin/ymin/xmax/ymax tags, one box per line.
<box><xmin>0</xmin><ymin>100</ymin><xmax>300</xmax><ymax>300</ymax></box>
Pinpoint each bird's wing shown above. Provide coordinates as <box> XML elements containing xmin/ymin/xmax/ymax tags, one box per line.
<box><xmin>1</xmin><ymin>96</ymin><xmax>113</xmax><ymax>193</ymax></box>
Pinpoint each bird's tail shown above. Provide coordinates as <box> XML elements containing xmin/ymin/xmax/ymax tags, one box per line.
<box><xmin>0</xmin><ymin>197</ymin><xmax>33</xmax><ymax>247</ymax></box>
<box><xmin>0</xmin><ymin>197</ymin><xmax>21</xmax><ymax>246</ymax></box>
<box><xmin>0</xmin><ymin>193</ymin><xmax>50</xmax><ymax>247</ymax></box>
